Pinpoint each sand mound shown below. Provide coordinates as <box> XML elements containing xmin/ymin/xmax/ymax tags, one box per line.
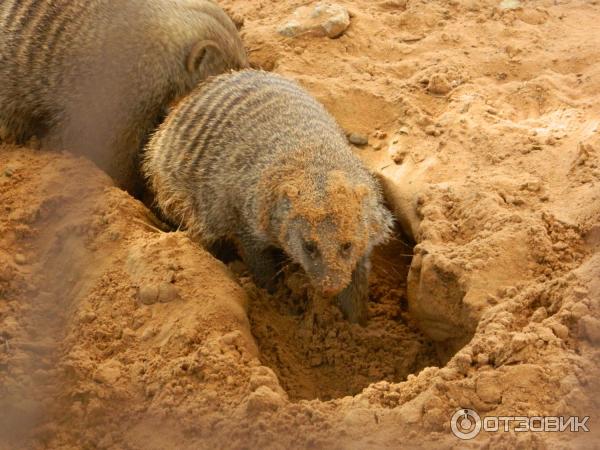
<box><xmin>1</xmin><ymin>0</ymin><xmax>600</xmax><ymax>448</ymax></box>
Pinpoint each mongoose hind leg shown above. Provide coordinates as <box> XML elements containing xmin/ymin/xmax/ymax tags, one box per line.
<box><xmin>336</xmin><ymin>258</ymin><xmax>369</xmax><ymax>326</ymax></box>
<box><xmin>237</xmin><ymin>232</ymin><xmax>284</xmax><ymax>294</ymax></box>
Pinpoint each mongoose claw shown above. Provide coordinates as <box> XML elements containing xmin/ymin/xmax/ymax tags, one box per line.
<box><xmin>335</xmin><ymin>264</ymin><xmax>369</xmax><ymax>326</ymax></box>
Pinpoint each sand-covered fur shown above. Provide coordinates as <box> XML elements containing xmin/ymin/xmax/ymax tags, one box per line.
<box><xmin>143</xmin><ymin>70</ymin><xmax>393</xmax><ymax>323</ymax></box>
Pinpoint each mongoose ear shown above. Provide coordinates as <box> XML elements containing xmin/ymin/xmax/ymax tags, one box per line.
<box><xmin>186</xmin><ymin>40</ymin><xmax>222</xmax><ymax>73</ymax></box>
<box><xmin>280</xmin><ymin>182</ymin><xmax>300</xmax><ymax>199</ymax></box>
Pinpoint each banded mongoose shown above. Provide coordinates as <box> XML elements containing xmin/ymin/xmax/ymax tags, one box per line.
<box><xmin>143</xmin><ymin>70</ymin><xmax>394</xmax><ymax>324</ymax></box>
<box><xmin>0</xmin><ymin>0</ymin><xmax>247</xmax><ymax>193</ymax></box>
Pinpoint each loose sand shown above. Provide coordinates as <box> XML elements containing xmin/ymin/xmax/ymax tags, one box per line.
<box><xmin>1</xmin><ymin>0</ymin><xmax>599</xmax><ymax>448</ymax></box>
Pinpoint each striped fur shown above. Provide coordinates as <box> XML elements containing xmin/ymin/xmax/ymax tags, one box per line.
<box><xmin>0</xmin><ymin>0</ymin><xmax>247</xmax><ymax>193</ymax></box>
<box><xmin>143</xmin><ymin>70</ymin><xmax>394</xmax><ymax>324</ymax></box>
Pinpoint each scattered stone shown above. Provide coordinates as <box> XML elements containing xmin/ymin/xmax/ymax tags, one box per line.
<box><xmin>249</xmin><ymin>366</ymin><xmax>283</xmax><ymax>393</ymax></box>
<box><xmin>137</xmin><ymin>282</ymin><xmax>179</xmax><ymax>305</ymax></box>
<box><xmin>138</xmin><ymin>284</ymin><xmax>159</xmax><ymax>305</ymax></box>
<box><xmin>3</xmin><ymin>167</ymin><xmax>14</xmax><ymax>177</ymax></box>
<box><xmin>14</xmin><ymin>253</ymin><xmax>26</xmax><ymax>265</ymax></box>
<box><xmin>93</xmin><ymin>360</ymin><xmax>122</xmax><ymax>384</ymax></box>
<box><xmin>348</xmin><ymin>133</ymin><xmax>369</xmax><ymax>146</ymax></box>
<box><xmin>379</xmin><ymin>0</ymin><xmax>407</xmax><ymax>9</ymax></box>
<box><xmin>220</xmin><ymin>330</ymin><xmax>242</xmax><ymax>346</ymax></box>
<box><xmin>549</xmin><ymin>322</ymin><xmax>569</xmax><ymax>340</ymax></box>
<box><xmin>454</xmin><ymin>352</ymin><xmax>472</xmax><ymax>374</ymax></box>
<box><xmin>499</xmin><ymin>0</ymin><xmax>522</xmax><ymax>10</ymax></box>
<box><xmin>245</xmin><ymin>386</ymin><xmax>286</xmax><ymax>413</ymax></box>
<box><xmin>392</xmin><ymin>150</ymin><xmax>409</xmax><ymax>164</ymax></box>
<box><xmin>141</xmin><ymin>327</ymin><xmax>157</xmax><ymax>341</ymax></box>
<box><xmin>537</xmin><ymin>326</ymin><xmax>556</xmax><ymax>342</ymax></box>
<box><xmin>425</xmin><ymin>125</ymin><xmax>441</xmax><ymax>137</ymax></box>
<box><xmin>79</xmin><ymin>311</ymin><xmax>97</xmax><ymax>324</ymax></box>
<box><xmin>427</xmin><ymin>74</ymin><xmax>452</xmax><ymax>95</ymax></box>
<box><xmin>158</xmin><ymin>282</ymin><xmax>179</xmax><ymax>303</ymax></box>
<box><xmin>531</xmin><ymin>307</ymin><xmax>547</xmax><ymax>322</ymax></box>
<box><xmin>278</xmin><ymin>3</ymin><xmax>350</xmax><ymax>39</ymax></box>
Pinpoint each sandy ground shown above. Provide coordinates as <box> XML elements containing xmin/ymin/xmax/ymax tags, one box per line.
<box><xmin>1</xmin><ymin>0</ymin><xmax>600</xmax><ymax>448</ymax></box>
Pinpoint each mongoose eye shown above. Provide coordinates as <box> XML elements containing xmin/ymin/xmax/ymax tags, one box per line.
<box><xmin>341</xmin><ymin>242</ymin><xmax>353</xmax><ymax>252</ymax></box>
<box><xmin>303</xmin><ymin>240</ymin><xmax>319</xmax><ymax>257</ymax></box>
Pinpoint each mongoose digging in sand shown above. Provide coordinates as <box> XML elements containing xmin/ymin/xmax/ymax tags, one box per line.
<box><xmin>0</xmin><ymin>0</ymin><xmax>247</xmax><ymax>193</ymax></box>
<box><xmin>143</xmin><ymin>70</ymin><xmax>394</xmax><ymax>324</ymax></box>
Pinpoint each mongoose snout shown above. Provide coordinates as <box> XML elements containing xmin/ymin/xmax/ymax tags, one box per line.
<box><xmin>273</xmin><ymin>170</ymin><xmax>376</xmax><ymax>299</ymax></box>
<box><xmin>143</xmin><ymin>70</ymin><xmax>394</xmax><ymax>324</ymax></box>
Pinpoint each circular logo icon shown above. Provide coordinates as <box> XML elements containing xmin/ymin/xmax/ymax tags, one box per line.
<box><xmin>451</xmin><ymin>408</ymin><xmax>482</xmax><ymax>440</ymax></box>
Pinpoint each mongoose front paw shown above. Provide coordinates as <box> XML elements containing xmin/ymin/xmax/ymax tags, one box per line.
<box><xmin>336</xmin><ymin>279</ymin><xmax>368</xmax><ymax>326</ymax></box>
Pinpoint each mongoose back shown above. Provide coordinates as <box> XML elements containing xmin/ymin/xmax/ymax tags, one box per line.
<box><xmin>0</xmin><ymin>0</ymin><xmax>247</xmax><ymax>193</ymax></box>
<box><xmin>143</xmin><ymin>70</ymin><xmax>394</xmax><ymax>324</ymax></box>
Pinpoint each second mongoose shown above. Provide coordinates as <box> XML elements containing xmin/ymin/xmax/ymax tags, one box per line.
<box><xmin>0</xmin><ymin>0</ymin><xmax>248</xmax><ymax>193</ymax></box>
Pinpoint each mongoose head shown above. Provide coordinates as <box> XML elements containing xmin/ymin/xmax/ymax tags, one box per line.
<box><xmin>173</xmin><ymin>1</ymin><xmax>249</xmax><ymax>91</ymax></box>
<box><xmin>263</xmin><ymin>167</ymin><xmax>393</xmax><ymax>297</ymax></box>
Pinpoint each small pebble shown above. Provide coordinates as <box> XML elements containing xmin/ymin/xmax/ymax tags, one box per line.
<box><xmin>550</xmin><ymin>322</ymin><xmax>569</xmax><ymax>340</ymax></box>
<box><xmin>348</xmin><ymin>133</ymin><xmax>368</xmax><ymax>146</ymax></box>
<box><xmin>14</xmin><ymin>253</ymin><xmax>26</xmax><ymax>265</ymax></box>
<box><xmin>279</xmin><ymin>2</ymin><xmax>350</xmax><ymax>39</ymax></box>
<box><xmin>80</xmin><ymin>311</ymin><xmax>97</xmax><ymax>324</ymax></box>
<box><xmin>531</xmin><ymin>307</ymin><xmax>548</xmax><ymax>322</ymax></box>
<box><xmin>427</xmin><ymin>74</ymin><xmax>452</xmax><ymax>95</ymax></box>
<box><xmin>93</xmin><ymin>361</ymin><xmax>122</xmax><ymax>384</ymax></box>
<box><xmin>425</xmin><ymin>126</ymin><xmax>441</xmax><ymax>137</ymax></box>
<box><xmin>499</xmin><ymin>0</ymin><xmax>522</xmax><ymax>10</ymax></box>
<box><xmin>392</xmin><ymin>150</ymin><xmax>408</xmax><ymax>164</ymax></box>
<box><xmin>138</xmin><ymin>285</ymin><xmax>159</xmax><ymax>305</ymax></box>
<box><xmin>158</xmin><ymin>282</ymin><xmax>179</xmax><ymax>303</ymax></box>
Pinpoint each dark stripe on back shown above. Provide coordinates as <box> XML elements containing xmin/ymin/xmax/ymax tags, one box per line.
<box><xmin>178</xmin><ymin>72</ymin><xmax>260</xmax><ymax>168</ymax></box>
<box><xmin>161</xmin><ymin>73</ymin><xmax>249</xmax><ymax>164</ymax></box>
<box><xmin>22</xmin><ymin>1</ymin><xmax>63</xmax><ymax>68</ymax></box>
<box><xmin>41</xmin><ymin>1</ymin><xmax>95</xmax><ymax>87</ymax></box>
<box><xmin>183</xmin><ymin>73</ymin><xmax>329</xmax><ymax>172</ymax></box>
<box><xmin>6</xmin><ymin>0</ymin><xmax>46</xmax><ymax>58</ymax></box>
<box><xmin>183</xmin><ymin>85</ymin><xmax>254</xmax><ymax>175</ymax></box>
<box><xmin>162</xmin><ymin>84</ymin><xmax>221</xmax><ymax>159</ymax></box>
<box><xmin>2</xmin><ymin>0</ymin><xmax>29</xmax><ymax>32</ymax></box>
<box><xmin>207</xmin><ymin>80</ymin><xmax>308</xmax><ymax>140</ymax></box>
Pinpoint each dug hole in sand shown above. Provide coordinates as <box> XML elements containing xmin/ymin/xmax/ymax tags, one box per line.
<box><xmin>1</xmin><ymin>0</ymin><xmax>600</xmax><ymax>448</ymax></box>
